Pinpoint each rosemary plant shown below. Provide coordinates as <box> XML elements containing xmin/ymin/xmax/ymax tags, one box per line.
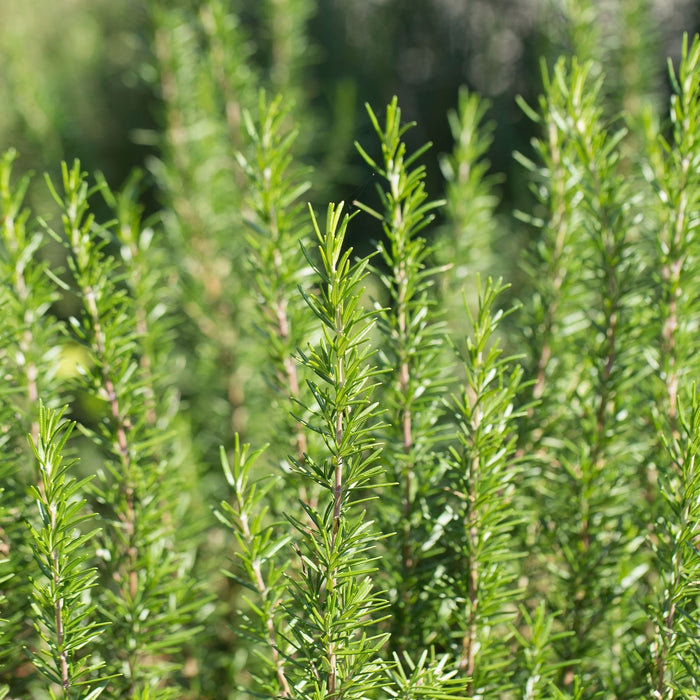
<box><xmin>643</xmin><ymin>32</ymin><xmax>700</xmax><ymax>440</ymax></box>
<box><xmin>647</xmin><ymin>387</ymin><xmax>700</xmax><ymax>697</ymax></box>
<box><xmin>438</xmin><ymin>86</ymin><xmax>500</xmax><ymax>289</ymax></box>
<box><xmin>26</xmin><ymin>402</ymin><xmax>108</xmax><ymax>699</ymax></box>
<box><xmin>43</xmin><ymin>161</ymin><xmax>200</xmax><ymax>697</ymax></box>
<box><xmin>549</xmin><ymin>0</ymin><xmax>662</xmax><ymax>124</ymax></box>
<box><xmin>150</xmin><ymin>0</ymin><xmax>316</xmax><ymax>465</ymax></box>
<box><xmin>354</xmin><ymin>97</ymin><xmax>447</xmax><ymax>652</ymax></box>
<box><xmin>0</xmin><ymin>150</ymin><xmax>63</xmax><ymax>440</ymax></box>
<box><xmin>3</xmin><ymin>11</ymin><xmax>700</xmax><ymax>698</ymax></box>
<box><xmin>150</xmin><ymin>0</ymin><xmax>259</xmax><ymax>463</ymax></box>
<box><xmin>235</xmin><ymin>90</ymin><xmax>315</xmax><ymax>474</ymax></box>
<box><xmin>215</xmin><ymin>437</ymin><xmax>292</xmax><ymax>697</ymax></box>
<box><xmin>212</xmin><ymin>89</ymin><xmax>315</xmax><ymax>694</ymax></box>
<box><xmin>286</xmin><ymin>202</ymin><xmax>388</xmax><ymax>698</ymax></box>
<box><xmin>643</xmin><ymin>33</ymin><xmax>700</xmax><ymax>697</ymax></box>
<box><xmin>518</xmin><ymin>56</ymin><xmax>651</xmax><ymax>695</ymax></box>
<box><xmin>219</xmin><ymin>203</ymin><xmax>390</xmax><ymax>698</ymax></box>
<box><xmin>260</xmin><ymin>0</ymin><xmax>315</xmax><ymax>118</ymax></box>
<box><xmin>0</xmin><ymin>149</ymin><xmax>65</xmax><ymax>696</ymax></box>
<box><xmin>439</xmin><ymin>278</ymin><xmax>527</xmax><ymax>696</ymax></box>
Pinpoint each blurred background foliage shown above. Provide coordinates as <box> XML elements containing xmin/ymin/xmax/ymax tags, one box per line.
<box><xmin>0</xmin><ymin>0</ymin><xmax>155</xmax><ymax>205</ymax></box>
<box><xmin>1</xmin><ymin>0</ymin><xmax>697</xmax><ymax>215</ymax></box>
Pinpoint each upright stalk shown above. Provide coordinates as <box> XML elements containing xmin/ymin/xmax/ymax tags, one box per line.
<box><xmin>286</xmin><ymin>202</ymin><xmax>388</xmax><ymax>699</ymax></box>
<box><xmin>442</xmin><ymin>278</ymin><xmax>525</xmax><ymax>695</ymax></box>
<box><xmin>44</xmin><ymin>161</ymin><xmax>199</xmax><ymax>696</ymax></box>
<box><xmin>355</xmin><ymin>97</ymin><xmax>445</xmax><ymax>649</ymax></box>
<box><xmin>26</xmin><ymin>403</ymin><xmax>108</xmax><ymax>698</ymax></box>
<box><xmin>643</xmin><ymin>33</ymin><xmax>700</xmax><ymax>697</ymax></box>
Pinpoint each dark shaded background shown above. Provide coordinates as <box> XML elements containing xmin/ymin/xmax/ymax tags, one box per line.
<box><xmin>2</xmin><ymin>0</ymin><xmax>698</xmax><ymax>218</ymax></box>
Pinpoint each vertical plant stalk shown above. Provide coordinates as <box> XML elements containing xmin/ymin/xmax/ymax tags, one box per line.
<box><xmin>216</xmin><ymin>438</ymin><xmax>292</xmax><ymax>698</ymax></box>
<box><xmin>151</xmin><ymin>2</ymin><xmax>257</xmax><ymax>454</ymax></box>
<box><xmin>515</xmin><ymin>67</ymin><xmax>583</xmax><ymax>414</ymax></box>
<box><xmin>355</xmin><ymin>97</ymin><xmax>445</xmax><ymax>648</ymax></box>
<box><xmin>562</xmin><ymin>60</ymin><xmax>640</xmax><ymax>685</ymax></box>
<box><xmin>650</xmin><ymin>388</ymin><xmax>700</xmax><ymax>698</ymax></box>
<box><xmin>288</xmin><ymin>202</ymin><xmax>388</xmax><ymax>699</ymax></box>
<box><xmin>237</xmin><ymin>91</ymin><xmax>314</xmax><ymax>481</ymax></box>
<box><xmin>0</xmin><ymin>149</ymin><xmax>63</xmax><ymax>453</ymax></box>
<box><xmin>44</xmin><ymin>161</ymin><xmax>198</xmax><ymax>695</ymax></box>
<box><xmin>97</xmin><ymin>171</ymin><xmax>171</xmax><ymax>430</ymax></box>
<box><xmin>240</xmin><ymin>520</ymin><xmax>291</xmax><ymax>698</ymax></box>
<box><xmin>650</xmin><ymin>34</ymin><xmax>700</xmax><ymax>431</ymax></box>
<box><xmin>45</xmin><ymin>163</ymin><xmax>143</xmax><ymax>685</ymax></box>
<box><xmin>26</xmin><ymin>402</ymin><xmax>108</xmax><ymax>698</ymax></box>
<box><xmin>439</xmin><ymin>86</ymin><xmax>500</xmax><ymax>293</ymax></box>
<box><xmin>1</xmin><ymin>149</ymin><xmax>74</xmax><ymax>694</ymax></box>
<box><xmin>112</xmin><ymin>180</ymin><xmax>157</xmax><ymax>426</ymax></box>
<box><xmin>49</xmin><ymin>165</ymin><xmax>139</xmax><ymax>607</ymax></box>
<box><xmin>264</xmin><ymin>0</ymin><xmax>314</xmax><ymax>125</ymax></box>
<box><xmin>0</xmin><ymin>148</ymin><xmax>66</xmax><ymax>694</ymax></box>
<box><xmin>444</xmin><ymin>277</ymin><xmax>525</xmax><ymax>695</ymax></box>
<box><xmin>518</xmin><ymin>56</ymin><xmax>647</xmax><ymax>693</ymax></box>
<box><xmin>529</xmin><ymin>125</ymin><xmax>571</xmax><ymax>405</ymax></box>
<box><xmin>461</xmin><ymin>422</ymin><xmax>481</xmax><ymax>686</ymax></box>
<box><xmin>199</xmin><ymin>0</ymin><xmax>256</xmax><ymax>139</ymax></box>
<box><xmin>324</xmin><ymin>209</ymin><xmax>348</xmax><ymax>697</ymax></box>
<box><xmin>644</xmin><ymin>34</ymin><xmax>700</xmax><ymax>697</ymax></box>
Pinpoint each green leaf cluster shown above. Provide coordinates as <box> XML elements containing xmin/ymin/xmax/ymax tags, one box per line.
<box><xmin>2</xmin><ymin>7</ymin><xmax>700</xmax><ymax>699</ymax></box>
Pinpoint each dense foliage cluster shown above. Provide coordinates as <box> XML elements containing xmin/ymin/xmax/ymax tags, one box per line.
<box><xmin>1</xmin><ymin>2</ymin><xmax>700</xmax><ymax>698</ymax></box>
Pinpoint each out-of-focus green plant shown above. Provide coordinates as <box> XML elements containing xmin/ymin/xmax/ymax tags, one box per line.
<box><xmin>235</xmin><ymin>90</ymin><xmax>315</xmax><ymax>473</ymax></box>
<box><xmin>642</xmin><ymin>33</ymin><xmax>700</xmax><ymax>698</ymax></box>
<box><xmin>439</xmin><ymin>87</ymin><xmax>501</xmax><ymax>286</ymax></box>
<box><xmin>0</xmin><ymin>0</ymin><xmax>151</xmax><ymax>196</ymax></box>
<box><xmin>150</xmin><ymin>0</ymin><xmax>256</xmax><ymax>457</ymax></box>
<box><xmin>517</xmin><ymin>55</ymin><xmax>651</xmax><ymax>695</ymax></box>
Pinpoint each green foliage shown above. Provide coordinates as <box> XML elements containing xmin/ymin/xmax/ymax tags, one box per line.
<box><xmin>0</xmin><ymin>0</ymin><xmax>148</xmax><ymax>175</ymax></box>
<box><xmin>643</xmin><ymin>33</ymin><xmax>700</xmax><ymax>698</ymax></box>
<box><xmin>236</xmin><ymin>90</ymin><xmax>315</xmax><ymax>469</ymax></box>
<box><xmin>440</xmin><ymin>278</ymin><xmax>526</xmax><ymax>695</ymax></box>
<box><xmin>149</xmin><ymin>0</ymin><xmax>260</xmax><ymax>470</ymax></box>
<box><xmin>438</xmin><ymin>87</ymin><xmax>500</xmax><ymax>285</ymax></box>
<box><xmin>2</xmin><ymin>4</ymin><xmax>700</xmax><ymax>698</ymax></box>
<box><xmin>0</xmin><ymin>148</ymin><xmax>66</xmax><ymax>696</ymax></box>
<box><xmin>46</xmin><ymin>161</ymin><xmax>200</xmax><ymax>697</ymax></box>
<box><xmin>517</xmin><ymin>54</ymin><xmax>652</xmax><ymax>695</ymax></box>
<box><xmin>354</xmin><ymin>97</ymin><xmax>447</xmax><ymax>652</ymax></box>
<box><xmin>648</xmin><ymin>387</ymin><xmax>700</xmax><ymax>697</ymax></box>
<box><xmin>286</xmin><ymin>202</ymin><xmax>388</xmax><ymax>698</ymax></box>
<box><xmin>26</xmin><ymin>402</ymin><xmax>109</xmax><ymax>699</ymax></box>
<box><xmin>215</xmin><ymin>437</ymin><xmax>292</xmax><ymax>697</ymax></box>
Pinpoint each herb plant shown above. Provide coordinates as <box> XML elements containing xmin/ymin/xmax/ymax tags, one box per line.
<box><xmin>1</xmin><ymin>5</ymin><xmax>700</xmax><ymax>698</ymax></box>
